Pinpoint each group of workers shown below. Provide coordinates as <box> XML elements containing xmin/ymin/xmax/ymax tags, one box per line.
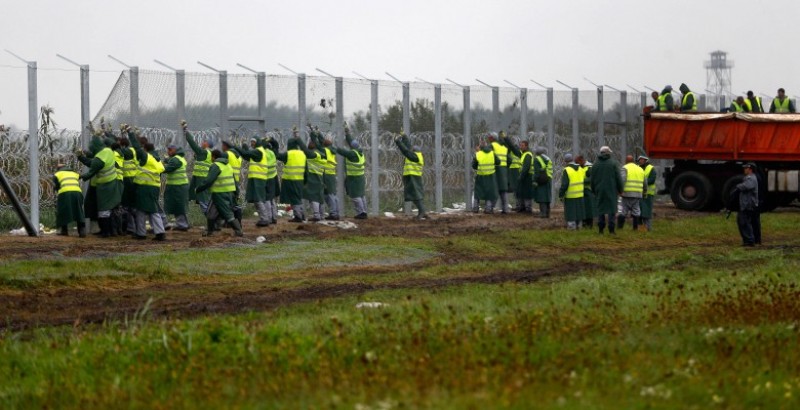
<box><xmin>652</xmin><ymin>83</ymin><xmax>796</xmax><ymax>114</ymax></box>
<box><xmin>53</xmin><ymin>121</ymin><xmax>368</xmax><ymax>239</ymax></box>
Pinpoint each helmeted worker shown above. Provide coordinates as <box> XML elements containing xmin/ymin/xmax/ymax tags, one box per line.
<box><xmin>532</xmin><ymin>147</ymin><xmax>553</xmax><ymax>218</ymax></box>
<box><xmin>163</xmin><ymin>144</ymin><xmax>190</xmax><ymax>231</ymax></box>
<box><xmin>638</xmin><ymin>155</ymin><xmax>657</xmax><ymax>231</ymax></box>
<box><xmin>730</xmin><ymin>96</ymin><xmax>746</xmax><ymax>113</ymax></box>
<box><xmin>126</xmin><ymin>126</ymin><xmax>166</xmax><ymax>240</ymax></box>
<box><xmin>195</xmin><ymin>149</ymin><xmax>244</xmax><ymax>237</ymax></box>
<box><xmin>395</xmin><ymin>132</ymin><xmax>427</xmax><ymax>220</ymax></box>
<box><xmin>679</xmin><ymin>83</ymin><xmax>697</xmax><ymax>112</ymax></box>
<box><xmin>333</xmin><ymin>124</ymin><xmax>367</xmax><ymax>219</ymax></box>
<box><xmin>303</xmin><ymin>129</ymin><xmax>328</xmax><ymax>222</ymax></box>
<box><xmin>487</xmin><ymin>132</ymin><xmax>510</xmax><ymax>213</ymax></box>
<box><xmin>657</xmin><ymin>85</ymin><xmax>674</xmax><ymax>112</ymax></box>
<box><xmin>235</xmin><ymin>137</ymin><xmax>273</xmax><ymax>226</ymax></box>
<box><xmin>53</xmin><ymin>163</ymin><xmax>86</xmax><ymax>237</ymax></box>
<box><xmin>558</xmin><ymin>153</ymin><xmax>585</xmax><ymax>230</ymax></box>
<box><xmin>576</xmin><ymin>155</ymin><xmax>596</xmax><ymax>229</ymax></box>
<box><xmin>472</xmin><ymin>140</ymin><xmax>500</xmax><ymax>213</ymax></box>
<box><xmin>745</xmin><ymin>91</ymin><xmax>764</xmax><ymax>113</ymax></box>
<box><xmin>618</xmin><ymin>154</ymin><xmax>645</xmax><ymax>230</ymax></box>
<box><xmin>76</xmin><ymin>135</ymin><xmax>122</xmax><ymax>238</ymax></box>
<box><xmin>183</xmin><ymin>121</ymin><xmax>214</xmax><ymax>213</ymax></box>
<box><xmin>591</xmin><ymin>146</ymin><xmax>623</xmax><ymax>234</ymax></box>
<box><xmin>769</xmin><ymin>88</ymin><xmax>796</xmax><ymax>113</ymax></box>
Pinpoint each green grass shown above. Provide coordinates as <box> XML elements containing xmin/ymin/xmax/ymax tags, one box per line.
<box><xmin>2</xmin><ymin>213</ymin><xmax>800</xmax><ymax>408</ymax></box>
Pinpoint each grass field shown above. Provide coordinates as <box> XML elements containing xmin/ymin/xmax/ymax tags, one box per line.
<box><xmin>1</xmin><ymin>207</ymin><xmax>800</xmax><ymax>408</ymax></box>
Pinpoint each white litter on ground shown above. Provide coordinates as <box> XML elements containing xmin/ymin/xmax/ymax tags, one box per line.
<box><xmin>256</xmin><ymin>236</ymin><xmax>267</xmax><ymax>243</ymax></box>
<box><xmin>384</xmin><ymin>212</ymin><xmax>396</xmax><ymax>218</ymax></box>
<box><xmin>317</xmin><ymin>220</ymin><xmax>358</xmax><ymax>230</ymax></box>
<box><xmin>441</xmin><ymin>202</ymin><xmax>468</xmax><ymax>214</ymax></box>
<box><xmin>9</xmin><ymin>224</ymin><xmax>55</xmax><ymax>236</ymax></box>
<box><xmin>356</xmin><ymin>302</ymin><xmax>388</xmax><ymax>309</ymax></box>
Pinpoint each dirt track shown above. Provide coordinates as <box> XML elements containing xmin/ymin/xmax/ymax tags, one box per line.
<box><xmin>0</xmin><ymin>204</ymin><xmax>696</xmax><ymax>331</ymax></box>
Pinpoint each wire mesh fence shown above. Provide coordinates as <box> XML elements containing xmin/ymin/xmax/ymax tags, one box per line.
<box><xmin>2</xmin><ymin>67</ymin><xmax>677</xmax><ymax>228</ymax></box>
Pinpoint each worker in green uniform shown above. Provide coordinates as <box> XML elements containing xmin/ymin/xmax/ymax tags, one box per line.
<box><xmin>182</xmin><ymin>121</ymin><xmax>214</xmax><ymax>214</ymax></box>
<box><xmin>618</xmin><ymin>154</ymin><xmax>646</xmax><ymax>231</ymax></box>
<box><xmin>318</xmin><ymin>130</ymin><xmax>341</xmax><ymax>220</ymax></box>
<box><xmin>117</xmin><ymin>135</ymin><xmax>138</xmax><ymax>234</ymax></box>
<box><xmin>517</xmin><ymin>140</ymin><xmax>534</xmax><ymax>213</ymax></box>
<box><xmin>472</xmin><ymin>140</ymin><xmax>500</xmax><ymax>213</ymax></box>
<box><xmin>591</xmin><ymin>146</ymin><xmax>623</xmax><ymax>234</ymax></box>
<box><xmin>770</xmin><ymin>88</ymin><xmax>796</xmax><ymax>113</ymax></box>
<box><xmin>502</xmin><ymin>134</ymin><xmax>525</xmax><ymax>211</ymax></box>
<box><xmin>333</xmin><ymin>124</ymin><xmax>367</xmax><ymax>219</ymax></box>
<box><xmin>532</xmin><ymin>147</ymin><xmax>553</xmax><ymax>218</ymax></box>
<box><xmin>577</xmin><ymin>155</ymin><xmax>596</xmax><ymax>229</ymax></box>
<box><xmin>275</xmin><ymin>129</ymin><xmax>321</xmax><ymax>222</ymax></box>
<box><xmin>125</xmin><ymin>125</ymin><xmax>166</xmax><ymax>241</ymax></box>
<box><xmin>53</xmin><ymin>163</ymin><xmax>86</xmax><ymax>237</ymax></box>
<box><xmin>76</xmin><ymin>135</ymin><xmax>122</xmax><ymax>237</ymax></box>
<box><xmin>678</xmin><ymin>83</ymin><xmax>697</xmax><ymax>112</ymax></box>
<box><xmin>487</xmin><ymin>132</ymin><xmax>510</xmax><ymax>213</ymax></box>
<box><xmin>558</xmin><ymin>153</ymin><xmax>585</xmax><ymax>230</ymax></box>
<box><xmin>222</xmin><ymin>140</ymin><xmax>244</xmax><ymax>224</ymax></box>
<box><xmin>195</xmin><ymin>149</ymin><xmax>244</xmax><ymax>237</ymax></box>
<box><xmin>234</xmin><ymin>137</ymin><xmax>272</xmax><ymax>226</ymax></box>
<box><xmin>395</xmin><ymin>132</ymin><xmax>427</xmax><ymax>220</ymax></box>
<box><xmin>163</xmin><ymin>145</ymin><xmax>190</xmax><ymax>231</ymax></box>
<box><xmin>638</xmin><ymin>155</ymin><xmax>657</xmax><ymax>232</ymax></box>
<box><xmin>657</xmin><ymin>85</ymin><xmax>674</xmax><ymax>112</ymax></box>
<box><xmin>303</xmin><ymin>128</ymin><xmax>328</xmax><ymax>222</ymax></box>
<box><xmin>730</xmin><ymin>96</ymin><xmax>746</xmax><ymax>113</ymax></box>
<box><xmin>264</xmin><ymin>137</ymin><xmax>281</xmax><ymax>224</ymax></box>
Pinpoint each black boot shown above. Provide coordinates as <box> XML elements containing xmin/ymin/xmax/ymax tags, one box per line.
<box><xmin>77</xmin><ymin>223</ymin><xmax>87</xmax><ymax>238</ymax></box>
<box><xmin>58</xmin><ymin>225</ymin><xmax>69</xmax><ymax>236</ymax></box>
<box><xmin>616</xmin><ymin>215</ymin><xmax>625</xmax><ymax>230</ymax></box>
<box><xmin>632</xmin><ymin>216</ymin><xmax>640</xmax><ymax>231</ymax></box>
<box><xmin>99</xmin><ymin>218</ymin><xmax>111</xmax><ymax>238</ymax></box>
<box><xmin>203</xmin><ymin>219</ymin><xmax>215</xmax><ymax>237</ymax></box>
<box><xmin>230</xmin><ymin>219</ymin><xmax>244</xmax><ymax>237</ymax></box>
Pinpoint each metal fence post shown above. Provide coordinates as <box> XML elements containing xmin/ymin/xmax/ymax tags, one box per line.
<box><xmin>719</xmin><ymin>95</ymin><xmax>726</xmax><ymax>112</ymax></box>
<box><xmin>547</xmin><ymin>87</ymin><xmax>554</xmax><ymax>158</ymax></box>
<box><xmin>620</xmin><ymin>90</ymin><xmax>628</xmax><ymax>157</ymax></box>
<box><xmin>219</xmin><ymin>71</ymin><xmax>228</xmax><ymax>141</ymax></box>
<box><xmin>492</xmin><ymin>86</ymin><xmax>500</xmax><ymax>131</ymax></box>
<box><xmin>370</xmin><ymin>80</ymin><xmax>379</xmax><ymax>215</ymax></box>
<box><xmin>176</xmin><ymin>69</ymin><xmax>186</xmax><ymax>146</ymax></box>
<box><xmin>698</xmin><ymin>94</ymin><xmax>706</xmax><ymax>111</ymax></box>
<box><xmin>519</xmin><ymin>88</ymin><xmax>528</xmax><ymax>140</ymax></box>
<box><xmin>572</xmin><ymin>87</ymin><xmax>579</xmax><ymax>155</ymax></box>
<box><xmin>463</xmin><ymin>86</ymin><xmax>472</xmax><ymax>208</ymax></box>
<box><xmin>640</xmin><ymin>92</ymin><xmax>646</xmax><ymax>150</ymax></box>
<box><xmin>402</xmin><ymin>82</ymin><xmax>411</xmax><ymax>135</ymax></box>
<box><xmin>597</xmin><ymin>86</ymin><xmax>604</xmax><ymax>148</ymax></box>
<box><xmin>434</xmin><ymin>84</ymin><xmax>443</xmax><ymax>212</ymax></box>
<box><xmin>130</xmin><ymin>66</ymin><xmax>139</xmax><ymax>125</ymax></box>
<box><xmin>27</xmin><ymin>61</ymin><xmax>39</xmax><ymax>233</ymax></box>
<box><xmin>298</xmin><ymin>73</ymin><xmax>307</xmax><ymax>130</ymax></box>
<box><xmin>79</xmin><ymin>65</ymin><xmax>90</xmax><ymax>148</ymax></box>
<box><xmin>335</xmin><ymin>76</ymin><xmax>345</xmax><ymax>211</ymax></box>
<box><xmin>257</xmin><ymin>72</ymin><xmax>266</xmax><ymax>137</ymax></box>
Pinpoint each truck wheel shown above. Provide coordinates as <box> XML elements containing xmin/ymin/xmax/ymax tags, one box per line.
<box><xmin>670</xmin><ymin>171</ymin><xmax>714</xmax><ymax>211</ymax></box>
<box><xmin>721</xmin><ymin>175</ymin><xmax>744</xmax><ymax>210</ymax></box>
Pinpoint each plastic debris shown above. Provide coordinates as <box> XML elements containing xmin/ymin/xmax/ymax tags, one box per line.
<box><xmin>256</xmin><ymin>236</ymin><xmax>267</xmax><ymax>243</ymax></box>
<box><xmin>356</xmin><ymin>302</ymin><xmax>388</xmax><ymax>309</ymax></box>
<box><xmin>384</xmin><ymin>212</ymin><xmax>396</xmax><ymax>218</ymax></box>
<box><xmin>317</xmin><ymin>220</ymin><xmax>358</xmax><ymax>230</ymax></box>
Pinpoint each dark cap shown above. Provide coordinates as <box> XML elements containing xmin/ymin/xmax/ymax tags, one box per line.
<box><xmin>747</xmin><ymin>90</ymin><xmax>754</xmax><ymax>97</ymax></box>
<box><xmin>742</xmin><ymin>162</ymin><xmax>756</xmax><ymax>169</ymax></box>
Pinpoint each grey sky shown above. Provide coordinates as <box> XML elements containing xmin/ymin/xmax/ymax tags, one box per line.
<box><xmin>1</xmin><ymin>0</ymin><xmax>797</xmax><ymax>130</ymax></box>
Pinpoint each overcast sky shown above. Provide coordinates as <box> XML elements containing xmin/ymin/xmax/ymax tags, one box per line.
<box><xmin>1</xmin><ymin>0</ymin><xmax>797</xmax><ymax>130</ymax></box>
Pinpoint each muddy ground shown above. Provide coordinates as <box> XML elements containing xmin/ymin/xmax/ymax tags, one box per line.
<box><xmin>0</xmin><ymin>205</ymin><xmax>699</xmax><ymax>331</ymax></box>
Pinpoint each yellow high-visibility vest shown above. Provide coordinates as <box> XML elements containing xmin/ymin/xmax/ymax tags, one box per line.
<box><xmin>536</xmin><ymin>155</ymin><xmax>553</xmax><ymax>178</ymax></box>
<box><xmin>403</xmin><ymin>152</ymin><xmax>424</xmax><ymax>176</ymax></box>
<box><xmin>475</xmin><ymin>150</ymin><xmax>496</xmax><ymax>176</ymax></box>
<box><xmin>265</xmin><ymin>148</ymin><xmax>278</xmax><ymax>179</ymax></box>
<box><xmin>114</xmin><ymin>151</ymin><xmax>124</xmax><ymax>181</ymax></box>
<box><xmin>55</xmin><ymin>170</ymin><xmax>82</xmax><ymax>195</ymax></box>
<box><xmin>564</xmin><ymin>166</ymin><xmax>584</xmax><ymax>199</ymax></box>
<box><xmin>283</xmin><ymin>149</ymin><xmax>306</xmax><ymax>181</ymax></box>
<box><xmin>307</xmin><ymin>153</ymin><xmax>326</xmax><ymax>176</ymax></box>
<box><xmin>643</xmin><ymin>164</ymin><xmax>656</xmax><ymax>196</ymax></box>
<box><xmin>248</xmin><ymin>147</ymin><xmax>268</xmax><ymax>180</ymax></box>
<box><xmin>323</xmin><ymin>147</ymin><xmax>337</xmax><ymax>175</ymax></box>
<box><xmin>346</xmin><ymin>150</ymin><xmax>365</xmax><ymax>177</ymax></box>
<box><xmin>491</xmin><ymin>142</ymin><xmax>508</xmax><ymax>167</ymax></box>
<box><xmin>166</xmin><ymin>155</ymin><xmax>189</xmax><ymax>186</ymax></box>
<box><xmin>210</xmin><ymin>162</ymin><xmax>236</xmax><ymax>193</ymax></box>
<box><xmin>623</xmin><ymin>162</ymin><xmax>645</xmax><ymax>194</ymax></box>
<box><xmin>521</xmin><ymin>151</ymin><xmax>534</xmax><ymax>176</ymax></box>
<box><xmin>122</xmin><ymin>147</ymin><xmax>139</xmax><ymax>178</ymax></box>
<box><xmin>682</xmin><ymin>92</ymin><xmax>697</xmax><ymax>112</ymax></box>
<box><xmin>193</xmin><ymin>149</ymin><xmax>213</xmax><ymax>178</ymax></box>
<box><xmin>227</xmin><ymin>151</ymin><xmax>242</xmax><ymax>183</ymax></box>
<box><xmin>509</xmin><ymin>151</ymin><xmax>521</xmax><ymax>169</ymax></box>
<box><xmin>774</xmin><ymin>97</ymin><xmax>791</xmax><ymax>113</ymax></box>
<box><xmin>134</xmin><ymin>152</ymin><xmax>165</xmax><ymax>187</ymax></box>
<box><xmin>93</xmin><ymin>147</ymin><xmax>118</xmax><ymax>185</ymax></box>
<box><xmin>657</xmin><ymin>93</ymin><xmax>670</xmax><ymax>111</ymax></box>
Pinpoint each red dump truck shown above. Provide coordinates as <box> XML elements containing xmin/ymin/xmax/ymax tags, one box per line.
<box><xmin>644</xmin><ymin>112</ymin><xmax>800</xmax><ymax>211</ymax></box>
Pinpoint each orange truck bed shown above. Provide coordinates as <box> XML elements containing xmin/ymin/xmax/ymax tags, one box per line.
<box><xmin>645</xmin><ymin>112</ymin><xmax>800</xmax><ymax>161</ymax></box>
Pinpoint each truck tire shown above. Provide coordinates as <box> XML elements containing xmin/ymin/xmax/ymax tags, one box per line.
<box><xmin>670</xmin><ymin>171</ymin><xmax>715</xmax><ymax>211</ymax></box>
<box><xmin>721</xmin><ymin>175</ymin><xmax>744</xmax><ymax>210</ymax></box>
